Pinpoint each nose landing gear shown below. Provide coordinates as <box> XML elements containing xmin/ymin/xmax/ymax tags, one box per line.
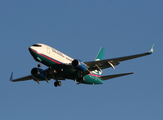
<box><xmin>37</xmin><ymin>63</ymin><xmax>42</xmax><ymax>67</ymax></box>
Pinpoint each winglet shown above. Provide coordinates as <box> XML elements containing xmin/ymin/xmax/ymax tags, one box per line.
<box><xmin>10</xmin><ymin>72</ymin><xmax>13</xmax><ymax>81</ymax></box>
<box><xmin>148</xmin><ymin>44</ymin><xmax>155</xmax><ymax>54</ymax></box>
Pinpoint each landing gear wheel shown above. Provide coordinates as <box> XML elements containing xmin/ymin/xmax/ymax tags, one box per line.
<box><xmin>58</xmin><ymin>81</ymin><xmax>62</xmax><ymax>86</ymax></box>
<box><xmin>54</xmin><ymin>82</ymin><xmax>58</xmax><ymax>87</ymax></box>
<box><xmin>38</xmin><ymin>64</ymin><xmax>42</xmax><ymax>67</ymax></box>
<box><xmin>54</xmin><ymin>81</ymin><xmax>62</xmax><ymax>87</ymax></box>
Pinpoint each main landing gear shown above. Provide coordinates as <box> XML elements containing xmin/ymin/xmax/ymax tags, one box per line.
<box><xmin>53</xmin><ymin>70</ymin><xmax>62</xmax><ymax>87</ymax></box>
<box><xmin>36</xmin><ymin>63</ymin><xmax>63</xmax><ymax>87</ymax></box>
<box><xmin>54</xmin><ymin>81</ymin><xmax>62</xmax><ymax>87</ymax></box>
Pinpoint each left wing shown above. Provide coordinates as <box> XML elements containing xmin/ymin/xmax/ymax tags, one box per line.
<box><xmin>85</xmin><ymin>44</ymin><xmax>154</xmax><ymax>71</ymax></box>
<box><xmin>10</xmin><ymin>72</ymin><xmax>33</xmax><ymax>82</ymax></box>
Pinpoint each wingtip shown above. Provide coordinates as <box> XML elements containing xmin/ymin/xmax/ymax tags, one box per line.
<box><xmin>10</xmin><ymin>72</ymin><xmax>13</xmax><ymax>81</ymax></box>
<box><xmin>128</xmin><ymin>72</ymin><xmax>134</xmax><ymax>75</ymax></box>
<box><xmin>148</xmin><ymin>44</ymin><xmax>155</xmax><ymax>54</ymax></box>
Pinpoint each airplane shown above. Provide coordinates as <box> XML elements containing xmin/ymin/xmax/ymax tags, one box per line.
<box><xmin>10</xmin><ymin>43</ymin><xmax>155</xmax><ymax>87</ymax></box>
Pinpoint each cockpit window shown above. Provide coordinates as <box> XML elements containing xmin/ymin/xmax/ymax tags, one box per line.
<box><xmin>32</xmin><ymin>44</ymin><xmax>42</xmax><ymax>47</ymax></box>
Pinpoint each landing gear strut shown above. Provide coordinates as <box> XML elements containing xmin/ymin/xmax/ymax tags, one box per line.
<box><xmin>54</xmin><ymin>81</ymin><xmax>62</xmax><ymax>87</ymax></box>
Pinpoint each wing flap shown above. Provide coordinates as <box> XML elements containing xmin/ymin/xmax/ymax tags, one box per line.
<box><xmin>101</xmin><ymin>72</ymin><xmax>134</xmax><ymax>80</ymax></box>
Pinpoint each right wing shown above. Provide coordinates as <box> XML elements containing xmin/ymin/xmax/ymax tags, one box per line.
<box><xmin>85</xmin><ymin>44</ymin><xmax>155</xmax><ymax>71</ymax></box>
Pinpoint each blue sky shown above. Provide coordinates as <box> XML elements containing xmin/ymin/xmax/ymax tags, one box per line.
<box><xmin>0</xmin><ymin>0</ymin><xmax>163</xmax><ymax>120</ymax></box>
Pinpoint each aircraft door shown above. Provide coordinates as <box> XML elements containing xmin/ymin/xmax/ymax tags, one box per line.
<box><xmin>47</xmin><ymin>47</ymin><xmax>51</xmax><ymax>54</ymax></box>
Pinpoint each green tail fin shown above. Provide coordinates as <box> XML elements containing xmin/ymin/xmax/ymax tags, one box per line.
<box><xmin>95</xmin><ymin>47</ymin><xmax>105</xmax><ymax>60</ymax></box>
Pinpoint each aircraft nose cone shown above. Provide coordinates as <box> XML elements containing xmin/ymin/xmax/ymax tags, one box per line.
<box><xmin>28</xmin><ymin>46</ymin><xmax>33</xmax><ymax>53</ymax></box>
<box><xmin>28</xmin><ymin>46</ymin><xmax>31</xmax><ymax>51</ymax></box>
<box><xmin>28</xmin><ymin>47</ymin><xmax>32</xmax><ymax>54</ymax></box>
<box><xmin>28</xmin><ymin>46</ymin><xmax>36</xmax><ymax>56</ymax></box>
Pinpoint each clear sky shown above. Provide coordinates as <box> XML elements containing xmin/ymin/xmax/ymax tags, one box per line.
<box><xmin>0</xmin><ymin>0</ymin><xmax>162</xmax><ymax>120</ymax></box>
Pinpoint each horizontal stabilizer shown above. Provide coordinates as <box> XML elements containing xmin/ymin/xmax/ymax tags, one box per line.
<box><xmin>101</xmin><ymin>72</ymin><xmax>134</xmax><ymax>80</ymax></box>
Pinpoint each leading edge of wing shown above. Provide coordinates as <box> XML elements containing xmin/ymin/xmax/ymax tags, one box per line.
<box><xmin>85</xmin><ymin>44</ymin><xmax>155</xmax><ymax>68</ymax></box>
<box><xmin>101</xmin><ymin>72</ymin><xmax>134</xmax><ymax>80</ymax></box>
<box><xmin>10</xmin><ymin>72</ymin><xmax>33</xmax><ymax>82</ymax></box>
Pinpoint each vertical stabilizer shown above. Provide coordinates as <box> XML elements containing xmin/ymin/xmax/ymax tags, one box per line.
<box><xmin>95</xmin><ymin>47</ymin><xmax>105</xmax><ymax>61</ymax></box>
<box><xmin>94</xmin><ymin>47</ymin><xmax>105</xmax><ymax>75</ymax></box>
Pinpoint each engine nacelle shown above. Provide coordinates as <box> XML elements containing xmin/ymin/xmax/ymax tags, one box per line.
<box><xmin>71</xmin><ymin>59</ymin><xmax>88</xmax><ymax>72</ymax></box>
<box><xmin>31</xmin><ymin>67</ymin><xmax>47</xmax><ymax>80</ymax></box>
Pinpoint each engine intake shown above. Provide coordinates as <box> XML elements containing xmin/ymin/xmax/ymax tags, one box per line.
<box><xmin>71</xmin><ymin>59</ymin><xmax>88</xmax><ymax>72</ymax></box>
<box><xmin>31</xmin><ymin>67</ymin><xmax>47</xmax><ymax>80</ymax></box>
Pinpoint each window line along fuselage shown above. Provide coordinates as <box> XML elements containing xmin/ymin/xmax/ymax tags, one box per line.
<box><xmin>29</xmin><ymin>44</ymin><xmax>103</xmax><ymax>84</ymax></box>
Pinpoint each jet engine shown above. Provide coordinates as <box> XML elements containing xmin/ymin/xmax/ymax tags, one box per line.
<box><xmin>31</xmin><ymin>67</ymin><xmax>47</xmax><ymax>80</ymax></box>
<box><xmin>71</xmin><ymin>59</ymin><xmax>88</xmax><ymax>72</ymax></box>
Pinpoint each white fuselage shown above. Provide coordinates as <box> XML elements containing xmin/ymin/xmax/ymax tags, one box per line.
<box><xmin>30</xmin><ymin>43</ymin><xmax>74</xmax><ymax>65</ymax></box>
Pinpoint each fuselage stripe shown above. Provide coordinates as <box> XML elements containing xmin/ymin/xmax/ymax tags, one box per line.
<box><xmin>30</xmin><ymin>48</ymin><xmax>62</xmax><ymax>64</ymax></box>
<box><xmin>89</xmin><ymin>74</ymin><xmax>101</xmax><ymax>77</ymax></box>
